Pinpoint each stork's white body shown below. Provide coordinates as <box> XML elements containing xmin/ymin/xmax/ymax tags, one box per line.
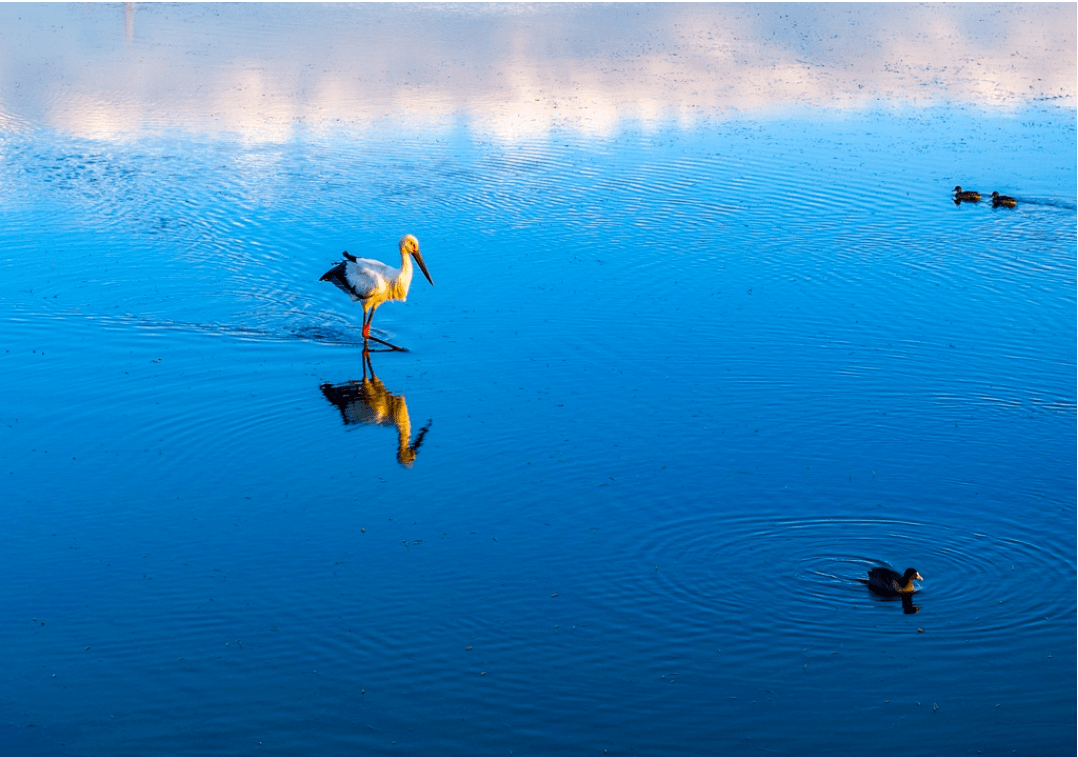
<box><xmin>342</xmin><ymin>254</ymin><xmax>417</xmax><ymax>312</ymax></box>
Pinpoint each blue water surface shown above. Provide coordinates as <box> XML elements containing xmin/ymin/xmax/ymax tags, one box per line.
<box><xmin>1</xmin><ymin>106</ymin><xmax>1075</xmax><ymax>756</ymax></box>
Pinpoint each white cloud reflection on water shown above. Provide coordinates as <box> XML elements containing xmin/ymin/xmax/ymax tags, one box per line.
<box><xmin>0</xmin><ymin>3</ymin><xmax>1074</xmax><ymax>142</ymax></box>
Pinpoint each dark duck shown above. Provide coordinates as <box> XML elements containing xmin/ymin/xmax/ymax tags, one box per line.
<box><xmin>862</xmin><ymin>567</ymin><xmax>923</xmax><ymax>614</ymax></box>
<box><xmin>953</xmin><ymin>186</ymin><xmax>981</xmax><ymax>204</ymax></box>
<box><xmin>991</xmin><ymin>191</ymin><xmax>1017</xmax><ymax>208</ymax></box>
<box><xmin>866</xmin><ymin>567</ymin><xmax>922</xmax><ymax>595</ymax></box>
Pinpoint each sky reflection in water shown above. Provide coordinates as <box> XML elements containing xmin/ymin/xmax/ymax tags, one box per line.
<box><xmin>0</xmin><ymin>4</ymin><xmax>1075</xmax><ymax>757</ymax></box>
<box><xmin>0</xmin><ymin>3</ymin><xmax>1074</xmax><ymax>139</ymax></box>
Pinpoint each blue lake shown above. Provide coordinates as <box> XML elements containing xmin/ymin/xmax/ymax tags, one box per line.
<box><xmin>1</xmin><ymin>5</ymin><xmax>1075</xmax><ymax>756</ymax></box>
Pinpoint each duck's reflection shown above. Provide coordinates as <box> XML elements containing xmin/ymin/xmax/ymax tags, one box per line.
<box><xmin>320</xmin><ymin>350</ymin><xmax>431</xmax><ymax>468</ymax></box>
<box><xmin>858</xmin><ymin>583</ymin><xmax>922</xmax><ymax>614</ymax></box>
<box><xmin>867</xmin><ymin>591</ymin><xmax>922</xmax><ymax>615</ymax></box>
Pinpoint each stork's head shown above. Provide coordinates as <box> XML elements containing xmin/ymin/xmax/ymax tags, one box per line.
<box><xmin>400</xmin><ymin>234</ymin><xmax>434</xmax><ymax>286</ymax></box>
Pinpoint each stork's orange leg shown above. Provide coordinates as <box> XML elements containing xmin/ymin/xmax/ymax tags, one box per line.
<box><xmin>362</xmin><ymin>308</ymin><xmax>374</xmax><ymax>340</ymax></box>
<box><xmin>360</xmin><ymin>306</ymin><xmax>404</xmax><ymax>350</ymax></box>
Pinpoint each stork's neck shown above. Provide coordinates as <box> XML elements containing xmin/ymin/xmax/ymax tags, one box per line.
<box><xmin>390</xmin><ymin>250</ymin><xmax>415</xmax><ymax>301</ymax></box>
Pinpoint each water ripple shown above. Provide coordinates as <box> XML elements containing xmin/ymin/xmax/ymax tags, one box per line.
<box><xmin>615</xmin><ymin>513</ymin><xmax>1074</xmax><ymax>644</ymax></box>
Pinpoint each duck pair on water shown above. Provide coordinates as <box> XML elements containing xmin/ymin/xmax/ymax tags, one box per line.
<box><xmin>954</xmin><ymin>186</ymin><xmax>1017</xmax><ymax>207</ymax></box>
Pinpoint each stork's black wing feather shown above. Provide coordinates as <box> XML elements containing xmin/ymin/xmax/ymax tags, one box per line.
<box><xmin>320</xmin><ymin>261</ymin><xmax>356</xmax><ymax>298</ymax></box>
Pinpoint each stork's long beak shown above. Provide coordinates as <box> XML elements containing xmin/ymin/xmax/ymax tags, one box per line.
<box><xmin>413</xmin><ymin>250</ymin><xmax>434</xmax><ymax>286</ymax></box>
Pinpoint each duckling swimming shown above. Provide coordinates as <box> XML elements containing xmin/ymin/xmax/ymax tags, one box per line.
<box><xmin>991</xmin><ymin>191</ymin><xmax>1017</xmax><ymax>208</ymax></box>
<box><xmin>866</xmin><ymin>567</ymin><xmax>922</xmax><ymax>595</ymax></box>
<box><xmin>953</xmin><ymin>186</ymin><xmax>982</xmax><ymax>204</ymax></box>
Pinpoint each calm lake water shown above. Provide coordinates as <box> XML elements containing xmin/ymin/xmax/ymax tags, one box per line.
<box><xmin>1</xmin><ymin>5</ymin><xmax>1075</xmax><ymax>757</ymax></box>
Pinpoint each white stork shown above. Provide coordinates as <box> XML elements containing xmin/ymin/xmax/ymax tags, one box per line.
<box><xmin>320</xmin><ymin>234</ymin><xmax>434</xmax><ymax>350</ymax></box>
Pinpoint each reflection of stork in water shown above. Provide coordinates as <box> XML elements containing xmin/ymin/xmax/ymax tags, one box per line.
<box><xmin>319</xmin><ymin>350</ymin><xmax>432</xmax><ymax>467</ymax></box>
<box><xmin>319</xmin><ymin>234</ymin><xmax>434</xmax><ymax>352</ymax></box>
